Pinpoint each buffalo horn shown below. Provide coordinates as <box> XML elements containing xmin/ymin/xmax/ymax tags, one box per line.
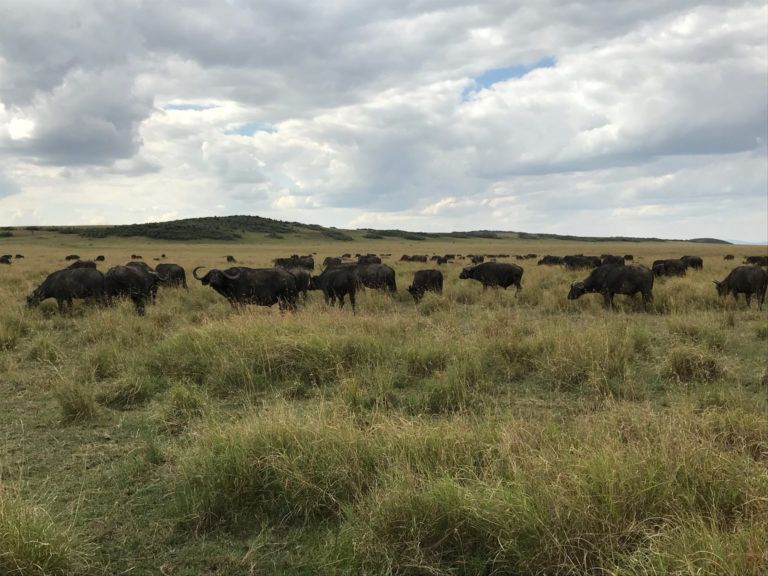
<box><xmin>192</xmin><ymin>266</ymin><xmax>206</xmax><ymax>280</ymax></box>
<box><xmin>222</xmin><ymin>268</ymin><xmax>241</xmax><ymax>280</ymax></box>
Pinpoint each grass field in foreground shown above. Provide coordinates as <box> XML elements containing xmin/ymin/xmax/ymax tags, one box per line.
<box><xmin>0</xmin><ymin>232</ymin><xmax>766</xmax><ymax>575</ymax></box>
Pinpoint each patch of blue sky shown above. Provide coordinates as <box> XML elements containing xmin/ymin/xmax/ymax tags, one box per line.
<box><xmin>224</xmin><ymin>122</ymin><xmax>277</xmax><ymax>136</ymax></box>
<box><xmin>462</xmin><ymin>57</ymin><xmax>556</xmax><ymax>100</ymax></box>
<box><xmin>163</xmin><ymin>103</ymin><xmax>218</xmax><ymax>111</ymax></box>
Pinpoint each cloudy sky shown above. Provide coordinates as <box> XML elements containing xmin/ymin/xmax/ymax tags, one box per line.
<box><xmin>0</xmin><ymin>1</ymin><xmax>766</xmax><ymax>241</ymax></box>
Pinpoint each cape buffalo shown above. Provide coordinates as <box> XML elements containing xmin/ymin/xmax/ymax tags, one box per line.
<box><xmin>95</xmin><ymin>255</ymin><xmax>105</xmax><ymax>261</ymax></box>
<box><xmin>407</xmin><ymin>269</ymin><xmax>443</xmax><ymax>303</ymax></box>
<box><xmin>601</xmin><ymin>255</ymin><xmax>625</xmax><ymax>267</ymax></box>
<box><xmin>744</xmin><ymin>256</ymin><xmax>768</xmax><ymax>266</ymax></box>
<box><xmin>358</xmin><ymin>254</ymin><xmax>382</xmax><ymax>265</ymax></box>
<box><xmin>27</xmin><ymin>268</ymin><xmax>106</xmax><ymax>311</ymax></box>
<box><xmin>680</xmin><ymin>255</ymin><xmax>703</xmax><ymax>270</ymax></box>
<box><xmin>568</xmin><ymin>264</ymin><xmax>653</xmax><ymax>308</ymax></box>
<box><xmin>155</xmin><ymin>263</ymin><xmax>188</xmax><ymax>290</ymax></box>
<box><xmin>724</xmin><ymin>254</ymin><xmax>734</xmax><ymax>260</ymax></box>
<box><xmin>323</xmin><ymin>256</ymin><xmax>343</xmax><ymax>268</ymax></box>
<box><xmin>459</xmin><ymin>262</ymin><xmax>523</xmax><ymax>292</ymax></box>
<box><xmin>538</xmin><ymin>255</ymin><xmax>564</xmax><ymax>266</ymax></box>
<box><xmin>193</xmin><ymin>266</ymin><xmax>298</xmax><ymax>310</ymax></box>
<box><xmin>713</xmin><ymin>266</ymin><xmax>768</xmax><ymax>309</ymax></box>
<box><xmin>106</xmin><ymin>265</ymin><xmax>157</xmax><ymax>315</ymax></box>
<box><xmin>274</xmin><ymin>254</ymin><xmax>314</xmax><ymax>270</ymax></box>
<box><xmin>652</xmin><ymin>259</ymin><xmax>687</xmax><ymax>277</ymax></box>
<box><xmin>357</xmin><ymin>263</ymin><xmax>396</xmax><ymax>291</ymax></box>
<box><xmin>67</xmin><ymin>260</ymin><xmax>97</xmax><ymax>269</ymax></box>
<box><xmin>564</xmin><ymin>255</ymin><xmax>601</xmax><ymax>270</ymax></box>
<box><xmin>285</xmin><ymin>268</ymin><xmax>311</xmax><ymax>301</ymax></box>
<box><xmin>226</xmin><ymin>255</ymin><xmax>237</xmax><ymax>263</ymax></box>
<box><xmin>0</xmin><ymin>255</ymin><xmax>11</xmax><ymax>265</ymax></box>
<box><xmin>309</xmin><ymin>266</ymin><xmax>357</xmax><ymax>312</ymax></box>
<box><xmin>64</xmin><ymin>254</ymin><xmax>80</xmax><ymax>261</ymax></box>
<box><xmin>14</xmin><ymin>254</ymin><xmax>24</xmax><ymax>259</ymax></box>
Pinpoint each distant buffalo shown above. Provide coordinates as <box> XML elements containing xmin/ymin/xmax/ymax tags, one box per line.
<box><xmin>275</xmin><ymin>254</ymin><xmax>314</xmax><ymax>270</ymax></box>
<box><xmin>14</xmin><ymin>254</ymin><xmax>24</xmax><ymax>259</ymax></box>
<box><xmin>652</xmin><ymin>259</ymin><xmax>687</xmax><ymax>277</ymax></box>
<box><xmin>323</xmin><ymin>256</ymin><xmax>343</xmax><ymax>268</ymax></box>
<box><xmin>623</xmin><ymin>255</ymin><xmax>634</xmax><ymax>262</ymax></box>
<box><xmin>130</xmin><ymin>254</ymin><xmax>143</xmax><ymax>260</ymax></box>
<box><xmin>67</xmin><ymin>260</ymin><xmax>97</xmax><ymax>269</ymax></box>
<box><xmin>459</xmin><ymin>262</ymin><xmax>523</xmax><ymax>292</ymax></box>
<box><xmin>564</xmin><ymin>255</ymin><xmax>600</xmax><ymax>270</ymax></box>
<box><xmin>601</xmin><ymin>255</ymin><xmax>625</xmax><ymax>267</ymax></box>
<box><xmin>538</xmin><ymin>255</ymin><xmax>564</xmax><ymax>266</ymax></box>
<box><xmin>28</xmin><ymin>268</ymin><xmax>105</xmax><ymax>311</ymax></box>
<box><xmin>64</xmin><ymin>254</ymin><xmax>80</xmax><ymax>261</ymax></box>
<box><xmin>226</xmin><ymin>255</ymin><xmax>237</xmax><ymax>263</ymax></box>
<box><xmin>723</xmin><ymin>254</ymin><xmax>734</xmax><ymax>260</ymax></box>
<box><xmin>680</xmin><ymin>255</ymin><xmax>703</xmax><ymax>270</ymax></box>
<box><xmin>357</xmin><ymin>263</ymin><xmax>396</xmax><ymax>291</ymax></box>
<box><xmin>744</xmin><ymin>255</ymin><xmax>768</xmax><ymax>266</ymax></box>
<box><xmin>713</xmin><ymin>266</ymin><xmax>768</xmax><ymax>310</ymax></box>
<box><xmin>95</xmin><ymin>255</ymin><xmax>105</xmax><ymax>262</ymax></box>
<box><xmin>358</xmin><ymin>254</ymin><xmax>382</xmax><ymax>265</ymax></box>
<box><xmin>407</xmin><ymin>269</ymin><xmax>443</xmax><ymax>303</ymax></box>
<box><xmin>0</xmin><ymin>255</ymin><xmax>11</xmax><ymax>265</ymax></box>
<box><xmin>568</xmin><ymin>264</ymin><xmax>653</xmax><ymax>308</ymax></box>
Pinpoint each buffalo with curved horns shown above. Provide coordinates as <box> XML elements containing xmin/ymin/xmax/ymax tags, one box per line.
<box><xmin>193</xmin><ymin>266</ymin><xmax>298</xmax><ymax>311</ymax></box>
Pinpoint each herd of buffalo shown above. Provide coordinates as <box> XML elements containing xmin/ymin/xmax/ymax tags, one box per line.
<box><xmin>6</xmin><ymin>250</ymin><xmax>768</xmax><ymax>314</ymax></box>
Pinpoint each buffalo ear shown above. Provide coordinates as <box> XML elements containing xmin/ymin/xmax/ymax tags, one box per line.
<box><xmin>712</xmin><ymin>280</ymin><xmax>720</xmax><ymax>286</ymax></box>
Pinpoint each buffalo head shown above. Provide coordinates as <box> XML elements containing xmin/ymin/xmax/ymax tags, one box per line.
<box><xmin>459</xmin><ymin>266</ymin><xmax>474</xmax><ymax>279</ymax></box>
<box><xmin>568</xmin><ymin>281</ymin><xmax>586</xmax><ymax>300</ymax></box>
<box><xmin>193</xmin><ymin>266</ymin><xmax>241</xmax><ymax>286</ymax></box>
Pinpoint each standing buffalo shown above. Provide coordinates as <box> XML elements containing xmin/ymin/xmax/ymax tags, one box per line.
<box><xmin>309</xmin><ymin>266</ymin><xmax>357</xmax><ymax>312</ymax></box>
<box><xmin>193</xmin><ymin>266</ymin><xmax>298</xmax><ymax>310</ymax></box>
<box><xmin>358</xmin><ymin>254</ymin><xmax>382</xmax><ymax>265</ymax></box>
<box><xmin>0</xmin><ymin>255</ymin><xmax>11</xmax><ymax>265</ymax></box>
<box><xmin>67</xmin><ymin>260</ymin><xmax>97</xmax><ymax>269</ymax></box>
<box><xmin>357</xmin><ymin>263</ymin><xmax>396</xmax><ymax>291</ymax></box>
<box><xmin>568</xmin><ymin>264</ymin><xmax>653</xmax><ymax>308</ymax></box>
<box><xmin>130</xmin><ymin>254</ymin><xmax>143</xmax><ymax>260</ymax></box>
<box><xmin>652</xmin><ymin>259</ymin><xmax>687</xmax><ymax>277</ymax></box>
<box><xmin>226</xmin><ymin>255</ymin><xmax>237</xmax><ymax>263</ymax></box>
<box><xmin>407</xmin><ymin>270</ymin><xmax>443</xmax><ymax>303</ymax></box>
<box><xmin>27</xmin><ymin>268</ymin><xmax>106</xmax><ymax>311</ymax></box>
<box><xmin>274</xmin><ymin>254</ymin><xmax>314</xmax><ymax>270</ymax></box>
<box><xmin>64</xmin><ymin>254</ymin><xmax>80</xmax><ymax>261</ymax></box>
<box><xmin>724</xmin><ymin>254</ymin><xmax>734</xmax><ymax>261</ymax></box>
<box><xmin>95</xmin><ymin>255</ymin><xmax>105</xmax><ymax>262</ymax></box>
<box><xmin>538</xmin><ymin>255</ymin><xmax>564</xmax><ymax>266</ymax></box>
<box><xmin>105</xmin><ymin>265</ymin><xmax>157</xmax><ymax>315</ymax></box>
<box><xmin>14</xmin><ymin>254</ymin><xmax>24</xmax><ymax>259</ymax></box>
<box><xmin>744</xmin><ymin>256</ymin><xmax>768</xmax><ymax>266</ymax></box>
<box><xmin>155</xmin><ymin>263</ymin><xmax>188</xmax><ymax>289</ymax></box>
<box><xmin>680</xmin><ymin>255</ymin><xmax>703</xmax><ymax>270</ymax></box>
<box><xmin>323</xmin><ymin>256</ymin><xmax>343</xmax><ymax>268</ymax></box>
<box><xmin>459</xmin><ymin>262</ymin><xmax>523</xmax><ymax>292</ymax></box>
<box><xmin>601</xmin><ymin>255</ymin><xmax>625</xmax><ymax>267</ymax></box>
<box><xmin>564</xmin><ymin>255</ymin><xmax>601</xmax><ymax>270</ymax></box>
<box><xmin>623</xmin><ymin>255</ymin><xmax>634</xmax><ymax>262</ymax></box>
<box><xmin>470</xmin><ymin>255</ymin><xmax>485</xmax><ymax>264</ymax></box>
<box><xmin>713</xmin><ymin>266</ymin><xmax>768</xmax><ymax>310</ymax></box>
<box><xmin>285</xmin><ymin>268</ymin><xmax>311</xmax><ymax>301</ymax></box>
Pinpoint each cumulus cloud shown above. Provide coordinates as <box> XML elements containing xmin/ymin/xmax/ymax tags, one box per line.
<box><xmin>0</xmin><ymin>0</ymin><xmax>765</xmax><ymax>241</ymax></box>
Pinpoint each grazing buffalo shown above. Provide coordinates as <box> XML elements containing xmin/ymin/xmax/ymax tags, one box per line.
<box><xmin>459</xmin><ymin>262</ymin><xmax>523</xmax><ymax>292</ymax></box>
<box><xmin>470</xmin><ymin>255</ymin><xmax>484</xmax><ymax>264</ymax></box>
<box><xmin>95</xmin><ymin>255</ymin><xmax>105</xmax><ymax>262</ymax></box>
<box><xmin>309</xmin><ymin>266</ymin><xmax>357</xmax><ymax>312</ymax></box>
<box><xmin>323</xmin><ymin>256</ymin><xmax>343</xmax><ymax>268</ymax></box>
<box><xmin>358</xmin><ymin>254</ymin><xmax>382</xmax><ymax>265</ymax></box>
<box><xmin>67</xmin><ymin>260</ymin><xmax>97</xmax><ymax>269</ymax></box>
<box><xmin>28</xmin><ymin>268</ymin><xmax>106</xmax><ymax>311</ymax></box>
<box><xmin>155</xmin><ymin>263</ymin><xmax>188</xmax><ymax>289</ymax></box>
<box><xmin>652</xmin><ymin>259</ymin><xmax>687</xmax><ymax>277</ymax></box>
<box><xmin>285</xmin><ymin>268</ymin><xmax>311</xmax><ymax>301</ymax></box>
<box><xmin>436</xmin><ymin>256</ymin><xmax>448</xmax><ymax>265</ymax></box>
<box><xmin>125</xmin><ymin>261</ymin><xmax>160</xmax><ymax>301</ymax></box>
<box><xmin>538</xmin><ymin>255</ymin><xmax>564</xmax><ymax>266</ymax></box>
<box><xmin>601</xmin><ymin>255</ymin><xmax>625</xmax><ymax>267</ymax></box>
<box><xmin>193</xmin><ymin>266</ymin><xmax>298</xmax><ymax>310</ymax></box>
<box><xmin>274</xmin><ymin>254</ymin><xmax>315</xmax><ymax>270</ymax></box>
<box><xmin>407</xmin><ymin>270</ymin><xmax>443</xmax><ymax>303</ymax></box>
<box><xmin>400</xmin><ymin>255</ymin><xmax>411</xmax><ymax>262</ymax></box>
<box><xmin>564</xmin><ymin>255</ymin><xmax>600</xmax><ymax>270</ymax></box>
<box><xmin>64</xmin><ymin>254</ymin><xmax>80</xmax><ymax>261</ymax></box>
<box><xmin>357</xmin><ymin>263</ymin><xmax>397</xmax><ymax>291</ymax></box>
<box><xmin>568</xmin><ymin>264</ymin><xmax>653</xmax><ymax>308</ymax></box>
<box><xmin>131</xmin><ymin>254</ymin><xmax>142</xmax><ymax>260</ymax></box>
<box><xmin>724</xmin><ymin>254</ymin><xmax>734</xmax><ymax>260</ymax></box>
<box><xmin>0</xmin><ymin>255</ymin><xmax>11</xmax><ymax>265</ymax></box>
<box><xmin>105</xmin><ymin>265</ymin><xmax>157</xmax><ymax>315</ymax></box>
<box><xmin>680</xmin><ymin>255</ymin><xmax>703</xmax><ymax>270</ymax></box>
<box><xmin>713</xmin><ymin>266</ymin><xmax>768</xmax><ymax>310</ymax></box>
<box><xmin>744</xmin><ymin>255</ymin><xmax>768</xmax><ymax>266</ymax></box>
<box><xmin>14</xmin><ymin>254</ymin><xmax>24</xmax><ymax>259</ymax></box>
<box><xmin>226</xmin><ymin>255</ymin><xmax>237</xmax><ymax>263</ymax></box>
<box><xmin>623</xmin><ymin>255</ymin><xmax>634</xmax><ymax>262</ymax></box>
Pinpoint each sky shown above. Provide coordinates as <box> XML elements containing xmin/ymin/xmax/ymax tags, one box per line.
<box><xmin>0</xmin><ymin>1</ymin><xmax>766</xmax><ymax>242</ymax></box>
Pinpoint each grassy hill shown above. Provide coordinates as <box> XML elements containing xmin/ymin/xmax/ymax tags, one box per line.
<box><xmin>8</xmin><ymin>215</ymin><xmax>732</xmax><ymax>243</ymax></box>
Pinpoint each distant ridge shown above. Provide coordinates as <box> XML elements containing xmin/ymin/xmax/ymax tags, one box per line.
<box><xmin>17</xmin><ymin>215</ymin><xmax>732</xmax><ymax>244</ymax></box>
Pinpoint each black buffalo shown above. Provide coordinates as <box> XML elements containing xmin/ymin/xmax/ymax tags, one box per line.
<box><xmin>568</xmin><ymin>264</ymin><xmax>653</xmax><ymax>308</ymax></box>
<box><xmin>0</xmin><ymin>255</ymin><xmax>11</xmax><ymax>265</ymax></box>
<box><xmin>95</xmin><ymin>255</ymin><xmax>105</xmax><ymax>262</ymax></box>
<box><xmin>564</xmin><ymin>255</ymin><xmax>601</xmax><ymax>270</ymax></box>
<box><xmin>399</xmin><ymin>255</ymin><xmax>411</xmax><ymax>262</ymax></box>
<box><xmin>357</xmin><ymin>263</ymin><xmax>396</xmax><ymax>291</ymax></box>
<box><xmin>285</xmin><ymin>268</ymin><xmax>311</xmax><ymax>301</ymax></box>
<box><xmin>67</xmin><ymin>260</ymin><xmax>97</xmax><ymax>269</ymax></box>
<box><xmin>601</xmin><ymin>255</ymin><xmax>625</xmax><ymax>267</ymax></box>
<box><xmin>407</xmin><ymin>270</ymin><xmax>443</xmax><ymax>303</ymax></box>
<box><xmin>155</xmin><ymin>263</ymin><xmax>188</xmax><ymax>289</ymax></box>
<box><xmin>309</xmin><ymin>266</ymin><xmax>357</xmax><ymax>312</ymax></box>
<box><xmin>744</xmin><ymin>255</ymin><xmax>768</xmax><ymax>266</ymax></box>
<box><xmin>14</xmin><ymin>254</ymin><xmax>24</xmax><ymax>259</ymax></box>
<box><xmin>652</xmin><ymin>259</ymin><xmax>687</xmax><ymax>277</ymax></box>
<box><xmin>274</xmin><ymin>254</ymin><xmax>314</xmax><ymax>270</ymax></box>
<box><xmin>105</xmin><ymin>265</ymin><xmax>157</xmax><ymax>315</ymax></box>
<box><xmin>623</xmin><ymin>254</ymin><xmax>634</xmax><ymax>262</ymax></box>
<box><xmin>323</xmin><ymin>256</ymin><xmax>343</xmax><ymax>268</ymax></box>
<box><xmin>713</xmin><ymin>266</ymin><xmax>768</xmax><ymax>310</ymax></box>
<box><xmin>131</xmin><ymin>254</ymin><xmax>143</xmax><ymax>260</ymax></box>
<box><xmin>358</xmin><ymin>254</ymin><xmax>382</xmax><ymax>265</ymax></box>
<box><xmin>680</xmin><ymin>255</ymin><xmax>703</xmax><ymax>270</ymax></box>
<box><xmin>459</xmin><ymin>262</ymin><xmax>523</xmax><ymax>292</ymax></box>
<box><xmin>723</xmin><ymin>254</ymin><xmax>734</xmax><ymax>260</ymax></box>
<box><xmin>538</xmin><ymin>255</ymin><xmax>564</xmax><ymax>266</ymax></box>
<box><xmin>193</xmin><ymin>266</ymin><xmax>298</xmax><ymax>310</ymax></box>
<box><xmin>226</xmin><ymin>255</ymin><xmax>237</xmax><ymax>263</ymax></box>
<box><xmin>27</xmin><ymin>268</ymin><xmax>106</xmax><ymax>311</ymax></box>
<box><xmin>64</xmin><ymin>254</ymin><xmax>80</xmax><ymax>261</ymax></box>
<box><xmin>470</xmin><ymin>255</ymin><xmax>485</xmax><ymax>264</ymax></box>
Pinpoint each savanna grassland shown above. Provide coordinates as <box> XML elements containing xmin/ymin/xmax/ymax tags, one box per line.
<box><xmin>0</xmin><ymin>229</ymin><xmax>766</xmax><ymax>576</ymax></box>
